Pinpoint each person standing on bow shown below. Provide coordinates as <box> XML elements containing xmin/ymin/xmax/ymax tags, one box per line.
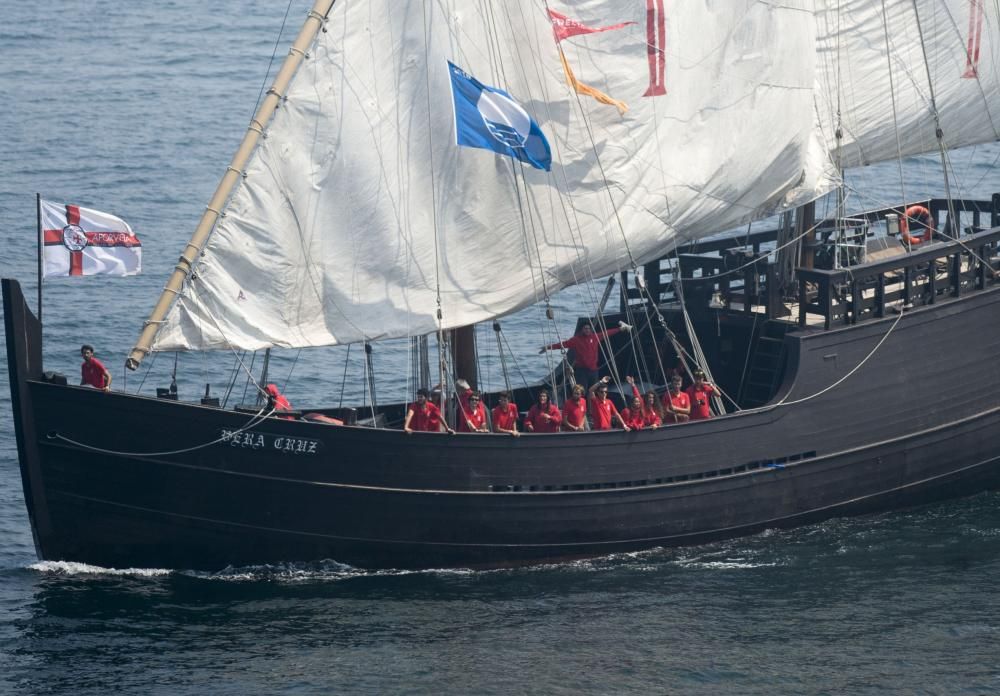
<box><xmin>404</xmin><ymin>388</ymin><xmax>454</xmax><ymax>434</ymax></box>
<box><xmin>539</xmin><ymin>321</ymin><xmax>629</xmax><ymax>389</ymax></box>
<box><xmin>686</xmin><ymin>370</ymin><xmax>718</xmax><ymax>421</ymax></box>
<box><xmin>491</xmin><ymin>390</ymin><xmax>520</xmax><ymax>437</ymax></box>
<box><xmin>561</xmin><ymin>384</ymin><xmax>589</xmax><ymax>432</ymax></box>
<box><xmin>80</xmin><ymin>344</ymin><xmax>112</xmax><ymax>392</ymax></box>
<box><xmin>662</xmin><ymin>374</ymin><xmax>691</xmax><ymax>423</ymax></box>
<box><xmin>524</xmin><ymin>389</ymin><xmax>562</xmax><ymax>433</ymax></box>
<box><xmin>588</xmin><ymin>376</ymin><xmax>630</xmax><ymax>432</ymax></box>
<box><xmin>457</xmin><ymin>391</ymin><xmax>490</xmax><ymax>433</ymax></box>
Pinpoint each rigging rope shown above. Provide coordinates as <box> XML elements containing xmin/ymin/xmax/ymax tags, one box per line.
<box><xmin>221</xmin><ymin>350</ymin><xmax>244</xmax><ymax>408</ymax></box>
<box><xmin>879</xmin><ymin>0</ymin><xmax>909</xmax><ymax>237</ymax></box>
<box><xmin>493</xmin><ymin>321</ymin><xmax>513</xmax><ymax>394</ymax></box>
<box><xmin>776</xmin><ymin>305</ymin><xmax>907</xmax><ymax>407</ymax></box>
<box><xmin>251</xmin><ymin>0</ymin><xmax>296</xmax><ymax>118</ymax></box>
<box><xmin>910</xmin><ymin>0</ymin><xmax>962</xmax><ymax>256</ymax></box>
<box><xmin>338</xmin><ymin>344</ymin><xmax>352</xmax><ymax>409</ymax></box>
<box><xmin>420</xmin><ymin>1</ymin><xmax>447</xmax><ymax>407</ymax></box>
<box><xmin>50</xmin><ymin>404</ymin><xmax>277</xmax><ymax>458</ymax></box>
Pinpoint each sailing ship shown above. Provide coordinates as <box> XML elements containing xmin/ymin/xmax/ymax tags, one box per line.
<box><xmin>5</xmin><ymin>0</ymin><xmax>1000</xmax><ymax>570</ymax></box>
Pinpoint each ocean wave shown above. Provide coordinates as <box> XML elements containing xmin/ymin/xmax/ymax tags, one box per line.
<box><xmin>28</xmin><ymin>560</ymin><xmax>172</xmax><ymax>577</ymax></box>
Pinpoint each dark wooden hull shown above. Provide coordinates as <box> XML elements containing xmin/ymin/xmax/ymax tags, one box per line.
<box><xmin>6</xmin><ymin>277</ymin><xmax>1000</xmax><ymax>570</ymax></box>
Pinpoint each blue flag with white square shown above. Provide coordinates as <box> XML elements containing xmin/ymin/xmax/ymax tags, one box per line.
<box><xmin>448</xmin><ymin>61</ymin><xmax>552</xmax><ymax>172</ymax></box>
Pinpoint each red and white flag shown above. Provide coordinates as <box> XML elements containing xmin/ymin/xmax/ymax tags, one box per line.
<box><xmin>40</xmin><ymin>199</ymin><xmax>141</xmax><ymax>277</ymax></box>
<box><xmin>547</xmin><ymin>9</ymin><xmax>634</xmax><ymax>43</ymax></box>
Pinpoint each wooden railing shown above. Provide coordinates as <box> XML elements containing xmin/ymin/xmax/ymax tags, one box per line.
<box><xmin>796</xmin><ymin>226</ymin><xmax>1000</xmax><ymax>329</ymax></box>
<box><xmin>621</xmin><ymin>195</ymin><xmax>1000</xmax><ymax>319</ymax></box>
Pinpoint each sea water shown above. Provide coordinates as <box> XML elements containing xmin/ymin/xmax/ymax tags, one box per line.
<box><xmin>2</xmin><ymin>2</ymin><xmax>1000</xmax><ymax>693</ymax></box>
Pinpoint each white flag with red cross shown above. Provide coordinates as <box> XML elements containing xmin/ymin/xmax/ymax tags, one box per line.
<box><xmin>40</xmin><ymin>199</ymin><xmax>141</xmax><ymax>277</ymax></box>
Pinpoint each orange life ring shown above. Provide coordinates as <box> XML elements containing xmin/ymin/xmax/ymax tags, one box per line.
<box><xmin>899</xmin><ymin>205</ymin><xmax>934</xmax><ymax>245</ymax></box>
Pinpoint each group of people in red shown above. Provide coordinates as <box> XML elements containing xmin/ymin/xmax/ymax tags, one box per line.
<box><xmin>403</xmin><ymin>370</ymin><xmax>718</xmax><ymax>435</ymax></box>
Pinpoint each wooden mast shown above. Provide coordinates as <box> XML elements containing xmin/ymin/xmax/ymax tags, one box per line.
<box><xmin>451</xmin><ymin>326</ymin><xmax>478</xmax><ymax>390</ymax></box>
<box><xmin>125</xmin><ymin>0</ymin><xmax>336</xmax><ymax>370</ymax></box>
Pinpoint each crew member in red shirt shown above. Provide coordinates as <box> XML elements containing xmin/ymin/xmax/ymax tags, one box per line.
<box><xmin>621</xmin><ymin>393</ymin><xmax>647</xmax><ymax>431</ymax></box>
<box><xmin>539</xmin><ymin>321</ymin><xmax>629</xmax><ymax>389</ymax></box>
<box><xmin>80</xmin><ymin>344</ymin><xmax>111</xmax><ymax>392</ymax></box>
<box><xmin>263</xmin><ymin>383</ymin><xmax>298</xmax><ymax>421</ymax></box>
<box><xmin>588</xmin><ymin>376</ymin><xmax>630</xmax><ymax>431</ymax></box>
<box><xmin>686</xmin><ymin>370</ymin><xmax>718</xmax><ymax>421</ymax></box>
<box><xmin>642</xmin><ymin>390</ymin><xmax>664</xmax><ymax>428</ymax></box>
<box><xmin>561</xmin><ymin>384</ymin><xmax>588</xmax><ymax>432</ymax></box>
<box><xmin>625</xmin><ymin>375</ymin><xmax>662</xmax><ymax>429</ymax></box>
<box><xmin>457</xmin><ymin>391</ymin><xmax>490</xmax><ymax>432</ymax></box>
<box><xmin>491</xmin><ymin>391</ymin><xmax>520</xmax><ymax>437</ymax></box>
<box><xmin>455</xmin><ymin>378</ymin><xmax>473</xmax><ymax>421</ymax></box>
<box><xmin>404</xmin><ymin>388</ymin><xmax>454</xmax><ymax>434</ymax></box>
<box><xmin>662</xmin><ymin>374</ymin><xmax>691</xmax><ymax>423</ymax></box>
<box><xmin>525</xmin><ymin>389</ymin><xmax>562</xmax><ymax>433</ymax></box>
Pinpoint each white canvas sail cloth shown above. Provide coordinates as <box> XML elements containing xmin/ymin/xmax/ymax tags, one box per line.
<box><xmin>40</xmin><ymin>199</ymin><xmax>141</xmax><ymax>277</ymax></box>
<box><xmin>814</xmin><ymin>0</ymin><xmax>1000</xmax><ymax>167</ymax></box>
<box><xmin>153</xmin><ymin>1</ymin><xmax>837</xmax><ymax>353</ymax></box>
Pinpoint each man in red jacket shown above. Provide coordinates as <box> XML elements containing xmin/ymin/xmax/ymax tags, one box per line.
<box><xmin>540</xmin><ymin>321</ymin><xmax>629</xmax><ymax>389</ymax></box>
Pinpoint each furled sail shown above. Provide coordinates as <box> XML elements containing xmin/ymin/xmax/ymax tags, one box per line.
<box><xmin>152</xmin><ymin>0</ymin><xmax>835</xmax><ymax>352</ymax></box>
<box><xmin>815</xmin><ymin>0</ymin><xmax>1000</xmax><ymax>167</ymax></box>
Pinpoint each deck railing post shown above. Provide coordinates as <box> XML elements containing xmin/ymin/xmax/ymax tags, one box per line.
<box><xmin>951</xmin><ymin>252</ymin><xmax>961</xmax><ymax>297</ymax></box>
<box><xmin>849</xmin><ymin>279</ymin><xmax>860</xmax><ymax>324</ymax></box>
<box><xmin>875</xmin><ymin>273</ymin><xmax>885</xmax><ymax>318</ymax></box>
<box><xmin>743</xmin><ymin>266</ymin><xmax>754</xmax><ymax>314</ymax></box>
<box><xmin>927</xmin><ymin>259</ymin><xmax>936</xmax><ymax>303</ymax></box>
<box><xmin>798</xmin><ymin>277</ymin><xmax>807</xmax><ymax>327</ymax></box>
<box><xmin>822</xmin><ymin>278</ymin><xmax>833</xmax><ymax>330</ymax></box>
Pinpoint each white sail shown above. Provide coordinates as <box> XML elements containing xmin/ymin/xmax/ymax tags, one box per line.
<box><xmin>153</xmin><ymin>0</ymin><xmax>834</xmax><ymax>352</ymax></box>
<box><xmin>815</xmin><ymin>0</ymin><xmax>1000</xmax><ymax>167</ymax></box>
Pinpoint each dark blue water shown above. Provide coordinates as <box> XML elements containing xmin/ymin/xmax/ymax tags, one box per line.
<box><xmin>3</xmin><ymin>2</ymin><xmax>1000</xmax><ymax>693</ymax></box>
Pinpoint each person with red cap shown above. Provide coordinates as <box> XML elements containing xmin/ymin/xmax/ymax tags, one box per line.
<box><xmin>686</xmin><ymin>369</ymin><xmax>718</xmax><ymax>421</ymax></box>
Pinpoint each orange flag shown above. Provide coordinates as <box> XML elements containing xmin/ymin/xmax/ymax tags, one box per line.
<box><xmin>557</xmin><ymin>47</ymin><xmax>628</xmax><ymax>115</ymax></box>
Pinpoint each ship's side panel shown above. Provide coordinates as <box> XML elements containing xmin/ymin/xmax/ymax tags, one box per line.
<box><xmin>9</xmin><ymin>281</ymin><xmax>1000</xmax><ymax>570</ymax></box>
<box><xmin>2</xmin><ymin>279</ymin><xmax>49</xmax><ymax>559</ymax></box>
